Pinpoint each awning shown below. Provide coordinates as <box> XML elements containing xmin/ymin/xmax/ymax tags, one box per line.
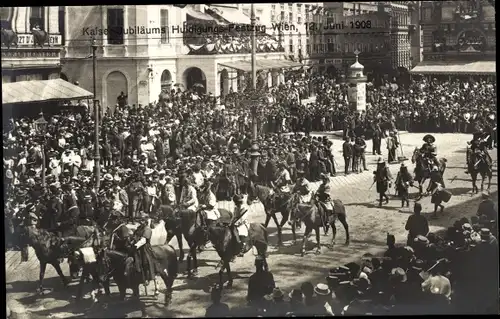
<box><xmin>410</xmin><ymin>61</ymin><xmax>496</xmax><ymax>75</ymax></box>
<box><xmin>211</xmin><ymin>7</ymin><xmax>251</xmax><ymax>25</ymax></box>
<box><xmin>2</xmin><ymin>79</ymin><xmax>94</xmax><ymax>105</ymax></box>
<box><xmin>186</xmin><ymin>8</ymin><xmax>218</xmax><ymax>22</ymax></box>
<box><xmin>219</xmin><ymin>59</ymin><xmax>303</xmax><ymax>72</ymax></box>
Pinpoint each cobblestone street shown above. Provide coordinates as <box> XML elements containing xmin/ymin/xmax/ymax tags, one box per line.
<box><xmin>6</xmin><ymin>133</ymin><xmax>498</xmax><ymax>318</ymax></box>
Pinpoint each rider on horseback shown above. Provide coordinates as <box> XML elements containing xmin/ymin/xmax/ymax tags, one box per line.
<box><xmin>179</xmin><ymin>173</ymin><xmax>199</xmax><ymax>213</ymax></box>
<box><xmin>292</xmin><ymin>170</ymin><xmax>312</xmax><ymax>204</ymax></box>
<box><xmin>273</xmin><ymin>162</ymin><xmax>292</xmax><ymax>201</ymax></box>
<box><xmin>315</xmin><ymin>173</ymin><xmax>334</xmax><ymax>235</ymax></box>
<box><xmin>231</xmin><ymin>195</ymin><xmax>250</xmax><ymax>257</ymax></box>
<box><xmin>467</xmin><ymin>130</ymin><xmax>492</xmax><ymax>171</ymax></box>
<box><xmin>132</xmin><ymin>213</ymin><xmax>155</xmax><ymax>287</ymax></box>
<box><xmin>420</xmin><ymin>134</ymin><xmax>439</xmax><ymax>168</ymax></box>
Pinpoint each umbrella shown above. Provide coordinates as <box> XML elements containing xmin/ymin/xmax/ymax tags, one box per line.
<box><xmin>193</xmin><ymin>83</ymin><xmax>204</xmax><ymax>89</ymax></box>
<box><xmin>423</xmin><ymin>134</ymin><xmax>436</xmax><ymax>143</ymax></box>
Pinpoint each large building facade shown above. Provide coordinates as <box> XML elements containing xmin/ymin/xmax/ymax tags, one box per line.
<box><xmin>309</xmin><ymin>1</ymin><xmax>417</xmax><ymax>79</ymax></box>
<box><xmin>62</xmin><ymin>5</ymin><xmax>294</xmax><ymax>108</ymax></box>
<box><xmin>419</xmin><ymin>0</ymin><xmax>495</xmax><ymax>65</ymax></box>
<box><xmin>1</xmin><ymin>6</ymin><xmax>63</xmax><ymax>83</ymax></box>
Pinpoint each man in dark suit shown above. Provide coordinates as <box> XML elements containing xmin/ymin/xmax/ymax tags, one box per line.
<box><xmin>342</xmin><ymin>137</ymin><xmax>353</xmax><ymax>175</ymax></box>
<box><xmin>247</xmin><ymin>256</ymin><xmax>275</xmax><ymax>309</ymax></box>
<box><xmin>372</xmin><ymin>124</ymin><xmax>382</xmax><ymax>155</ymax></box>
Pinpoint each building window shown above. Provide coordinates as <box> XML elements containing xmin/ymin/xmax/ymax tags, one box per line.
<box><xmin>107</xmin><ymin>8</ymin><xmax>124</xmax><ymax>45</ymax></box>
<box><xmin>289</xmin><ymin>38</ymin><xmax>293</xmax><ymax>54</ymax></box>
<box><xmin>30</xmin><ymin>6</ymin><xmax>45</xmax><ymax>30</ymax></box>
<box><xmin>271</xmin><ymin>4</ymin><xmax>276</xmax><ymax>10</ymax></box>
<box><xmin>326</xmin><ymin>12</ymin><xmax>334</xmax><ymax>25</ymax></box>
<box><xmin>0</xmin><ymin>7</ymin><xmax>12</xmax><ymax>29</ymax></box>
<box><xmin>280</xmin><ymin>4</ymin><xmax>285</xmax><ymax>11</ymax></box>
<box><xmin>306</xmin><ymin>39</ymin><xmax>310</xmax><ymax>54</ymax></box>
<box><xmin>271</xmin><ymin>12</ymin><xmax>275</xmax><ymax>23</ymax></box>
<box><xmin>160</xmin><ymin>9</ymin><xmax>169</xmax><ymax>44</ymax></box>
<box><xmin>288</xmin><ymin>3</ymin><xmax>293</xmax><ymax>11</ymax></box>
<box><xmin>257</xmin><ymin>9</ymin><xmax>263</xmax><ymax>17</ymax></box>
<box><xmin>289</xmin><ymin>13</ymin><xmax>293</xmax><ymax>24</ymax></box>
<box><xmin>280</xmin><ymin>11</ymin><xmax>285</xmax><ymax>22</ymax></box>
<box><xmin>327</xmin><ymin>37</ymin><xmax>334</xmax><ymax>52</ymax></box>
<box><xmin>297</xmin><ymin>15</ymin><xmax>302</xmax><ymax>24</ymax></box>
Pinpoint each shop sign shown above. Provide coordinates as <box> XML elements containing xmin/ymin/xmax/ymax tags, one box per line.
<box><xmin>16</xmin><ymin>34</ymin><xmax>62</xmax><ymax>46</ymax></box>
<box><xmin>1</xmin><ymin>49</ymin><xmax>60</xmax><ymax>59</ymax></box>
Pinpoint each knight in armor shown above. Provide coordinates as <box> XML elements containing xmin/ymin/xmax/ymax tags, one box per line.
<box><xmin>231</xmin><ymin>194</ymin><xmax>250</xmax><ymax>257</ymax></box>
<box><xmin>132</xmin><ymin>213</ymin><xmax>155</xmax><ymax>287</ymax></box>
<box><xmin>395</xmin><ymin>163</ymin><xmax>413</xmax><ymax>208</ymax></box>
<box><xmin>315</xmin><ymin>173</ymin><xmax>334</xmax><ymax>235</ymax></box>
<box><xmin>420</xmin><ymin>134</ymin><xmax>439</xmax><ymax>167</ymax></box>
<box><xmin>373</xmin><ymin>157</ymin><xmax>392</xmax><ymax>207</ymax></box>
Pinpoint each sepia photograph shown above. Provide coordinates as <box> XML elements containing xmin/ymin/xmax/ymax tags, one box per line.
<box><xmin>2</xmin><ymin>2</ymin><xmax>498</xmax><ymax>317</ymax></box>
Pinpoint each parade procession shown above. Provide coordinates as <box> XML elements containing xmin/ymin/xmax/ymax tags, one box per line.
<box><xmin>2</xmin><ymin>3</ymin><xmax>498</xmax><ymax>318</ymax></box>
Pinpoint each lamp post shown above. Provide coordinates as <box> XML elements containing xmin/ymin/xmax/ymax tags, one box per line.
<box><xmin>251</xmin><ymin>3</ymin><xmax>258</xmax><ymax>140</ymax></box>
<box><xmin>34</xmin><ymin>112</ymin><xmax>48</xmax><ymax>188</ymax></box>
<box><xmin>91</xmin><ymin>38</ymin><xmax>101</xmax><ymax>190</ymax></box>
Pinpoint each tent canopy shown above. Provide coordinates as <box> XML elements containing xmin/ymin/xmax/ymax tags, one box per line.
<box><xmin>2</xmin><ymin>79</ymin><xmax>94</xmax><ymax>105</ymax></box>
<box><xmin>219</xmin><ymin>59</ymin><xmax>303</xmax><ymax>72</ymax></box>
<box><xmin>410</xmin><ymin>61</ymin><xmax>496</xmax><ymax>75</ymax></box>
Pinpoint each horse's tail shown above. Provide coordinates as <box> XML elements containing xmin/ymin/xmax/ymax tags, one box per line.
<box><xmin>166</xmin><ymin>244</ymin><xmax>178</xmax><ymax>279</ymax></box>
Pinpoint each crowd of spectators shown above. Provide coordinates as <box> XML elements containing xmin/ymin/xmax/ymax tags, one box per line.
<box><xmin>206</xmin><ymin>197</ymin><xmax>498</xmax><ymax>316</ymax></box>
<box><xmin>3</xmin><ymin>70</ymin><xmax>498</xmax><ymax>315</ymax></box>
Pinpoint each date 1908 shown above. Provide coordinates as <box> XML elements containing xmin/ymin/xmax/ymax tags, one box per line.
<box><xmin>306</xmin><ymin>20</ymin><xmax>372</xmax><ymax>32</ymax></box>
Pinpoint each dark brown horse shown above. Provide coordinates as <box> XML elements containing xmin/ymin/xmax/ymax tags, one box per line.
<box><xmin>16</xmin><ymin>214</ymin><xmax>88</xmax><ymax>294</ymax></box>
<box><xmin>466</xmin><ymin>147</ymin><xmax>492</xmax><ymax>193</ymax></box>
<box><xmin>207</xmin><ymin>216</ymin><xmax>268</xmax><ymax>287</ymax></box>
<box><xmin>287</xmin><ymin>193</ymin><xmax>349</xmax><ymax>257</ymax></box>
<box><xmin>247</xmin><ymin>181</ymin><xmax>292</xmax><ymax>246</ymax></box>
<box><xmin>412</xmin><ymin>148</ymin><xmax>447</xmax><ymax>196</ymax></box>
<box><xmin>95</xmin><ymin>241</ymin><xmax>178</xmax><ymax>305</ymax></box>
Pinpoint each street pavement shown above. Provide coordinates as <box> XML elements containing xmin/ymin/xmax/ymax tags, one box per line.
<box><xmin>5</xmin><ymin>133</ymin><xmax>498</xmax><ymax>318</ymax></box>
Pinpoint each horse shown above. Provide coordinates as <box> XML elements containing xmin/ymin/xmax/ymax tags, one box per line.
<box><xmin>247</xmin><ymin>180</ymin><xmax>291</xmax><ymax>246</ymax></box>
<box><xmin>411</xmin><ymin>148</ymin><xmax>446</xmax><ymax>196</ymax></box>
<box><xmin>467</xmin><ymin>148</ymin><xmax>492</xmax><ymax>193</ymax></box>
<box><xmin>207</xmin><ymin>217</ymin><xmax>268</xmax><ymax>287</ymax></box>
<box><xmin>16</xmin><ymin>213</ymin><xmax>88</xmax><ymax>294</ymax></box>
<box><xmin>287</xmin><ymin>193</ymin><xmax>349</xmax><ymax>257</ymax></box>
<box><xmin>95</xmin><ymin>242</ymin><xmax>178</xmax><ymax>305</ymax></box>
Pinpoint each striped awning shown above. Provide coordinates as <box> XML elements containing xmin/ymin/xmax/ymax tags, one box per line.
<box><xmin>186</xmin><ymin>8</ymin><xmax>218</xmax><ymax>22</ymax></box>
<box><xmin>219</xmin><ymin>59</ymin><xmax>303</xmax><ymax>72</ymax></box>
<box><xmin>410</xmin><ymin>61</ymin><xmax>496</xmax><ymax>75</ymax></box>
<box><xmin>2</xmin><ymin>79</ymin><xmax>94</xmax><ymax>105</ymax></box>
<box><xmin>209</xmin><ymin>6</ymin><xmax>251</xmax><ymax>25</ymax></box>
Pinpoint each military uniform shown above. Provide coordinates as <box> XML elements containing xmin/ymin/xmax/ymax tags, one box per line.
<box><xmin>231</xmin><ymin>196</ymin><xmax>249</xmax><ymax>256</ymax></box>
<box><xmin>292</xmin><ymin>176</ymin><xmax>312</xmax><ymax>204</ymax></box>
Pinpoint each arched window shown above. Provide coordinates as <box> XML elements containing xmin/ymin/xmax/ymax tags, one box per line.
<box><xmin>160</xmin><ymin>70</ymin><xmax>172</xmax><ymax>92</ymax></box>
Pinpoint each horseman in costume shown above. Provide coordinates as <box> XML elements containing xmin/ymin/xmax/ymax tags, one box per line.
<box><xmin>199</xmin><ymin>180</ymin><xmax>220</xmax><ymax>229</ymax></box>
<box><xmin>466</xmin><ymin>130</ymin><xmax>492</xmax><ymax>174</ymax></box>
<box><xmin>315</xmin><ymin>173</ymin><xmax>334</xmax><ymax>235</ymax></box>
<box><xmin>273</xmin><ymin>161</ymin><xmax>292</xmax><ymax>204</ymax></box>
<box><xmin>292</xmin><ymin>169</ymin><xmax>312</xmax><ymax>204</ymax></box>
<box><xmin>420</xmin><ymin>134</ymin><xmax>439</xmax><ymax>168</ymax></box>
<box><xmin>395</xmin><ymin>163</ymin><xmax>413</xmax><ymax>208</ymax></box>
<box><xmin>132</xmin><ymin>213</ymin><xmax>155</xmax><ymax>287</ymax></box>
<box><xmin>373</xmin><ymin>157</ymin><xmax>392</xmax><ymax>207</ymax></box>
<box><xmin>179</xmin><ymin>173</ymin><xmax>199</xmax><ymax>213</ymax></box>
<box><xmin>231</xmin><ymin>194</ymin><xmax>249</xmax><ymax>257</ymax></box>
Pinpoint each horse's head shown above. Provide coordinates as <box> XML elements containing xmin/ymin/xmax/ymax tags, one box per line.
<box><xmin>411</xmin><ymin>147</ymin><xmax>420</xmax><ymax>164</ymax></box>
